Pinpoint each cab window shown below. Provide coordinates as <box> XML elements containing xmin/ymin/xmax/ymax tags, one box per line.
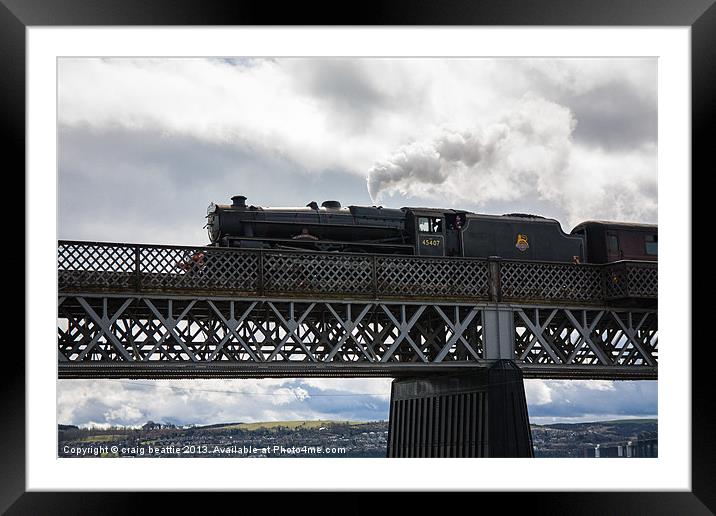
<box><xmin>645</xmin><ymin>234</ymin><xmax>658</xmax><ymax>255</ymax></box>
<box><xmin>418</xmin><ymin>217</ymin><xmax>442</xmax><ymax>233</ymax></box>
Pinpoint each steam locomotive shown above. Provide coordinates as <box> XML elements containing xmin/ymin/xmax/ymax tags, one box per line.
<box><xmin>205</xmin><ymin>195</ymin><xmax>658</xmax><ymax>264</ymax></box>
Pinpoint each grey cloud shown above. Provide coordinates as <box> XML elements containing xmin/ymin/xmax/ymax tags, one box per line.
<box><xmin>58</xmin><ymin>379</ymin><xmax>390</xmax><ymax>427</ymax></box>
<box><xmin>211</xmin><ymin>57</ymin><xmax>260</xmax><ymax>67</ymax></box>
<box><xmin>522</xmin><ymin>61</ymin><xmax>657</xmax><ymax>151</ymax></box>
<box><xmin>287</xmin><ymin>59</ymin><xmax>398</xmax><ymax>134</ymax></box>
<box><xmin>59</xmin><ymin>126</ymin><xmax>372</xmax><ymax>245</ymax></box>
<box><xmin>57</xmin><ymin>378</ymin><xmax>656</xmax><ymax>428</ymax></box>
<box><xmin>526</xmin><ymin>380</ymin><xmax>657</xmax><ymax>419</ymax></box>
<box><xmin>568</xmin><ymin>82</ymin><xmax>657</xmax><ymax>151</ymax></box>
<box><xmin>63</xmin><ymin>398</ymin><xmax>140</xmax><ymax>427</ymax></box>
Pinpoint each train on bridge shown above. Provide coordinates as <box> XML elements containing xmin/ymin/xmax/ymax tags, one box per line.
<box><xmin>205</xmin><ymin>195</ymin><xmax>658</xmax><ymax>264</ymax></box>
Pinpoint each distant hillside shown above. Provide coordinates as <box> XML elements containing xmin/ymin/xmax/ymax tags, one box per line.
<box><xmin>530</xmin><ymin>418</ymin><xmax>657</xmax><ymax>457</ymax></box>
<box><xmin>534</xmin><ymin>418</ymin><xmax>657</xmax><ymax>434</ymax></box>
<box><xmin>58</xmin><ymin>419</ymin><xmax>388</xmax><ymax>458</ymax></box>
<box><xmin>58</xmin><ymin>418</ymin><xmax>657</xmax><ymax>459</ymax></box>
<box><xmin>534</xmin><ymin>418</ymin><xmax>656</xmax><ymax>428</ymax></box>
<box><xmin>199</xmin><ymin>420</ymin><xmax>367</xmax><ymax>432</ymax></box>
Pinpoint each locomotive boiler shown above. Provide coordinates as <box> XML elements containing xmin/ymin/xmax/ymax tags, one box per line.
<box><xmin>205</xmin><ymin>195</ymin><xmax>657</xmax><ymax>264</ymax></box>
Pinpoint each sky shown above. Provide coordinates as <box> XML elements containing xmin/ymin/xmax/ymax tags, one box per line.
<box><xmin>57</xmin><ymin>57</ymin><xmax>657</xmax><ymax>427</ymax></box>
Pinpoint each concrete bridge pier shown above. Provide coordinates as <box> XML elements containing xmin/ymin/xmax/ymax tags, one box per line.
<box><xmin>386</xmin><ymin>361</ymin><xmax>533</xmax><ymax>457</ymax></box>
<box><xmin>387</xmin><ymin>305</ymin><xmax>533</xmax><ymax>458</ymax></box>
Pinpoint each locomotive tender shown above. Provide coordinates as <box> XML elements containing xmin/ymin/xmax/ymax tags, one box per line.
<box><xmin>206</xmin><ymin>195</ymin><xmax>657</xmax><ymax>264</ymax></box>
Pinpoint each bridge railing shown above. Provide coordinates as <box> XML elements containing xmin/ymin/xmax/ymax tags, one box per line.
<box><xmin>604</xmin><ymin>261</ymin><xmax>659</xmax><ymax>300</ymax></box>
<box><xmin>499</xmin><ymin>260</ymin><xmax>605</xmax><ymax>304</ymax></box>
<box><xmin>57</xmin><ymin>240</ymin><xmax>657</xmax><ymax>303</ymax></box>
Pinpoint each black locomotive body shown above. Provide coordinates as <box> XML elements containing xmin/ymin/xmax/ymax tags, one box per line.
<box><xmin>206</xmin><ymin>195</ymin><xmax>657</xmax><ymax>264</ymax></box>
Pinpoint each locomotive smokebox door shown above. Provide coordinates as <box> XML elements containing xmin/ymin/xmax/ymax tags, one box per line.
<box><xmin>414</xmin><ymin>213</ymin><xmax>446</xmax><ymax>256</ymax></box>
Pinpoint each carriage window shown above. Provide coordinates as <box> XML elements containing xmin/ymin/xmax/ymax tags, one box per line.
<box><xmin>418</xmin><ymin>217</ymin><xmax>442</xmax><ymax>233</ymax></box>
<box><xmin>607</xmin><ymin>234</ymin><xmax>619</xmax><ymax>252</ymax></box>
<box><xmin>645</xmin><ymin>234</ymin><xmax>658</xmax><ymax>255</ymax></box>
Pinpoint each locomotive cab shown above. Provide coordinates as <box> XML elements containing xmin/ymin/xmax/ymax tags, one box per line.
<box><xmin>407</xmin><ymin>210</ymin><xmax>447</xmax><ymax>256</ymax></box>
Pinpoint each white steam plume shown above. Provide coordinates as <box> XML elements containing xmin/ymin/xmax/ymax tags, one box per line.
<box><xmin>367</xmin><ymin>96</ymin><xmax>656</xmax><ymax>226</ymax></box>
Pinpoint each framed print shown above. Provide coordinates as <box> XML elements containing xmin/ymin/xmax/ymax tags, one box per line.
<box><xmin>5</xmin><ymin>0</ymin><xmax>713</xmax><ymax>512</ymax></box>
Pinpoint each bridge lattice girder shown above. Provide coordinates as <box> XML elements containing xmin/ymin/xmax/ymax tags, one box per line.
<box><xmin>57</xmin><ymin>241</ymin><xmax>657</xmax><ymax>380</ymax></box>
<box><xmin>58</xmin><ymin>295</ymin><xmax>656</xmax><ymax>380</ymax></box>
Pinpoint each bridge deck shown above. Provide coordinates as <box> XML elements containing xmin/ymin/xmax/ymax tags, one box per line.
<box><xmin>59</xmin><ymin>240</ymin><xmax>657</xmax><ymax>305</ymax></box>
<box><xmin>57</xmin><ymin>241</ymin><xmax>657</xmax><ymax>380</ymax></box>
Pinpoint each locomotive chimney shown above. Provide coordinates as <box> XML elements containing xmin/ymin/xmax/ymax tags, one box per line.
<box><xmin>231</xmin><ymin>195</ymin><xmax>247</xmax><ymax>208</ymax></box>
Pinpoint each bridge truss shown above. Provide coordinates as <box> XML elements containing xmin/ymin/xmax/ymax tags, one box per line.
<box><xmin>57</xmin><ymin>241</ymin><xmax>657</xmax><ymax>380</ymax></box>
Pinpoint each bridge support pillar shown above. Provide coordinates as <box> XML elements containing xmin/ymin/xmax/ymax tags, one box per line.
<box><xmin>387</xmin><ymin>360</ymin><xmax>533</xmax><ymax>457</ymax></box>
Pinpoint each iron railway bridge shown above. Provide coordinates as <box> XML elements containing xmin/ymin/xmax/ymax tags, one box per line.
<box><xmin>57</xmin><ymin>240</ymin><xmax>657</xmax><ymax>457</ymax></box>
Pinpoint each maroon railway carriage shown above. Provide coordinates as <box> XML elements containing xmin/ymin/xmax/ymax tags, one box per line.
<box><xmin>570</xmin><ymin>221</ymin><xmax>658</xmax><ymax>263</ymax></box>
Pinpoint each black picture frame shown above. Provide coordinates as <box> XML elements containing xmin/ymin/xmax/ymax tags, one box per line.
<box><xmin>4</xmin><ymin>0</ymin><xmax>712</xmax><ymax>512</ymax></box>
